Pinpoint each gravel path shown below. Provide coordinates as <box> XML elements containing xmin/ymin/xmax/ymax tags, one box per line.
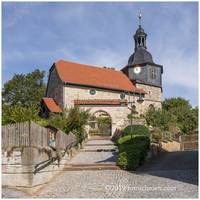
<box><xmin>2</xmin><ymin>140</ymin><xmax>198</xmax><ymax>198</ymax></box>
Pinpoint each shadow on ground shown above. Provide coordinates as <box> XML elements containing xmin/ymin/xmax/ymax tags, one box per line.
<box><xmin>95</xmin><ymin>151</ymin><xmax>118</xmax><ymax>163</ymax></box>
<box><xmin>135</xmin><ymin>150</ymin><xmax>198</xmax><ymax>185</ymax></box>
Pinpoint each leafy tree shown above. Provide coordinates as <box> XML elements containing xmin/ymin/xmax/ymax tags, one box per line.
<box><xmin>162</xmin><ymin>97</ymin><xmax>191</xmax><ymax>111</ymax></box>
<box><xmin>47</xmin><ymin>113</ymin><xmax>66</xmax><ymax>132</ymax></box>
<box><xmin>145</xmin><ymin>97</ymin><xmax>198</xmax><ymax>134</ymax></box>
<box><xmin>2</xmin><ymin>105</ymin><xmax>40</xmax><ymax>125</ymax></box>
<box><xmin>145</xmin><ymin>108</ymin><xmax>175</xmax><ymax>131</ymax></box>
<box><xmin>47</xmin><ymin>106</ymin><xmax>90</xmax><ymax>143</ymax></box>
<box><xmin>65</xmin><ymin>106</ymin><xmax>90</xmax><ymax>142</ymax></box>
<box><xmin>2</xmin><ymin>69</ymin><xmax>46</xmax><ymax>107</ymax></box>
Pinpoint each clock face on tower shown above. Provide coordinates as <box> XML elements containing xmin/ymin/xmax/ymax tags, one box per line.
<box><xmin>134</xmin><ymin>66</ymin><xmax>141</xmax><ymax>74</ymax></box>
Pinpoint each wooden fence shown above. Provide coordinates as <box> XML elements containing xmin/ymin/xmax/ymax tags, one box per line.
<box><xmin>180</xmin><ymin>134</ymin><xmax>198</xmax><ymax>151</ymax></box>
<box><xmin>2</xmin><ymin>121</ymin><xmax>77</xmax><ymax>150</ymax></box>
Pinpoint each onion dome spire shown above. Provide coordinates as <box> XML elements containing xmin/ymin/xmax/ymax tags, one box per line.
<box><xmin>127</xmin><ymin>11</ymin><xmax>154</xmax><ymax>65</ymax></box>
<box><xmin>134</xmin><ymin>11</ymin><xmax>147</xmax><ymax>50</ymax></box>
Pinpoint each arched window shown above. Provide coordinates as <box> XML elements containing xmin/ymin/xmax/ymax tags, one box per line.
<box><xmin>138</xmin><ymin>38</ymin><xmax>141</xmax><ymax>46</ymax></box>
<box><xmin>149</xmin><ymin>104</ymin><xmax>155</xmax><ymax>110</ymax></box>
<box><xmin>132</xmin><ymin>105</ymin><xmax>136</xmax><ymax>112</ymax></box>
<box><xmin>120</xmin><ymin>93</ymin><xmax>125</xmax><ymax>99</ymax></box>
<box><xmin>142</xmin><ymin>37</ymin><xmax>144</xmax><ymax>46</ymax></box>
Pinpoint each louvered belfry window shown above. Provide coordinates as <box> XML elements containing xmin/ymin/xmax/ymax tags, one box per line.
<box><xmin>149</xmin><ymin>68</ymin><xmax>156</xmax><ymax>80</ymax></box>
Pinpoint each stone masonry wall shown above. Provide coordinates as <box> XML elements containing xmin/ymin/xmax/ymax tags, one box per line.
<box><xmin>63</xmin><ymin>85</ymin><xmax>131</xmax><ymax>108</ymax></box>
<box><xmin>63</xmin><ymin>84</ymin><xmax>161</xmax><ymax>134</ymax></box>
<box><xmin>2</xmin><ymin>145</ymin><xmax>82</xmax><ymax>188</ymax></box>
<box><xmin>136</xmin><ymin>83</ymin><xmax>162</xmax><ymax>113</ymax></box>
<box><xmin>64</xmin><ymin>84</ymin><xmax>161</xmax><ymax>116</ymax></box>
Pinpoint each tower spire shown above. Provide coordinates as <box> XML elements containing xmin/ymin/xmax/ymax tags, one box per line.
<box><xmin>138</xmin><ymin>10</ymin><xmax>142</xmax><ymax>27</ymax></box>
<box><xmin>134</xmin><ymin>10</ymin><xmax>147</xmax><ymax>50</ymax></box>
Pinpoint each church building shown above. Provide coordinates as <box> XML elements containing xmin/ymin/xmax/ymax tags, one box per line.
<box><xmin>41</xmin><ymin>15</ymin><xmax>163</xmax><ymax>136</ymax></box>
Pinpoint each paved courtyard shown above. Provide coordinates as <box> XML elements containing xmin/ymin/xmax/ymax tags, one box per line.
<box><xmin>2</xmin><ymin>139</ymin><xmax>198</xmax><ymax>198</ymax></box>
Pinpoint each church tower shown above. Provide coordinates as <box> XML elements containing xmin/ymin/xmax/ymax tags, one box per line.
<box><xmin>121</xmin><ymin>12</ymin><xmax>163</xmax><ymax>112</ymax></box>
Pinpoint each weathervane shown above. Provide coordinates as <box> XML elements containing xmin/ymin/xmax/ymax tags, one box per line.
<box><xmin>138</xmin><ymin>10</ymin><xmax>142</xmax><ymax>27</ymax></box>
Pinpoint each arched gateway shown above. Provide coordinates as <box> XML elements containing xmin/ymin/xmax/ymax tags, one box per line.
<box><xmin>89</xmin><ymin>110</ymin><xmax>112</xmax><ymax>136</ymax></box>
<box><xmin>79</xmin><ymin>104</ymin><xmax>130</xmax><ymax>136</ymax></box>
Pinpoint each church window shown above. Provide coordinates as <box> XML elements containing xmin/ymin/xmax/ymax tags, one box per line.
<box><xmin>90</xmin><ymin>89</ymin><xmax>96</xmax><ymax>95</ymax></box>
<box><xmin>149</xmin><ymin>68</ymin><xmax>156</xmax><ymax>80</ymax></box>
<box><xmin>149</xmin><ymin>104</ymin><xmax>155</xmax><ymax>110</ymax></box>
<box><xmin>120</xmin><ymin>93</ymin><xmax>125</xmax><ymax>99</ymax></box>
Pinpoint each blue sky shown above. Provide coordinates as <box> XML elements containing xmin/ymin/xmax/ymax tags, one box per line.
<box><xmin>2</xmin><ymin>2</ymin><xmax>198</xmax><ymax>106</ymax></box>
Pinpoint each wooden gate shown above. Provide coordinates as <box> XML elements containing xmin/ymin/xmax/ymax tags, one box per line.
<box><xmin>98</xmin><ymin>123</ymin><xmax>111</xmax><ymax>136</ymax></box>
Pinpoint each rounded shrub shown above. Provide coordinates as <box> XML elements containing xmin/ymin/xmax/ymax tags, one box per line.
<box><xmin>124</xmin><ymin>125</ymin><xmax>150</xmax><ymax>136</ymax></box>
<box><xmin>117</xmin><ymin>135</ymin><xmax>150</xmax><ymax>170</ymax></box>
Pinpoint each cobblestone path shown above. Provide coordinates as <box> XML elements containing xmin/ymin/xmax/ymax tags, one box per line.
<box><xmin>2</xmin><ymin>139</ymin><xmax>198</xmax><ymax>198</ymax></box>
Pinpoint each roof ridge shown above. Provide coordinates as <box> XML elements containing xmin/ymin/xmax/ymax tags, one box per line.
<box><xmin>56</xmin><ymin>59</ymin><xmax>119</xmax><ymax>72</ymax></box>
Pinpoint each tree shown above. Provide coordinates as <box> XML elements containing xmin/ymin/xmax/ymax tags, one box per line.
<box><xmin>2</xmin><ymin>69</ymin><xmax>46</xmax><ymax>107</ymax></box>
<box><xmin>47</xmin><ymin>106</ymin><xmax>90</xmax><ymax>143</ymax></box>
<box><xmin>162</xmin><ymin>97</ymin><xmax>191</xmax><ymax>111</ymax></box>
<box><xmin>145</xmin><ymin>97</ymin><xmax>198</xmax><ymax>134</ymax></box>
<box><xmin>2</xmin><ymin>104</ymin><xmax>41</xmax><ymax>125</ymax></box>
<box><xmin>162</xmin><ymin>98</ymin><xmax>198</xmax><ymax>134</ymax></box>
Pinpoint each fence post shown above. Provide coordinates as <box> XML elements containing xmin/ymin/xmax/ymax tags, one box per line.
<box><xmin>29</xmin><ymin>121</ymin><xmax>31</xmax><ymax>146</ymax></box>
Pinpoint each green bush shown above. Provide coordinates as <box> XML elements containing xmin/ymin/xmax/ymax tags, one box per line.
<box><xmin>117</xmin><ymin>135</ymin><xmax>150</xmax><ymax>170</ymax></box>
<box><xmin>48</xmin><ymin>106</ymin><xmax>90</xmax><ymax>143</ymax></box>
<box><xmin>2</xmin><ymin>105</ymin><xmax>41</xmax><ymax>125</ymax></box>
<box><xmin>117</xmin><ymin>150</ymin><xmax>140</xmax><ymax>170</ymax></box>
<box><xmin>123</xmin><ymin>125</ymin><xmax>149</xmax><ymax>136</ymax></box>
<box><xmin>97</xmin><ymin>117</ymin><xmax>111</xmax><ymax>124</ymax></box>
<box><xmin>151</xmin><ymin>127</ymin><xmax>163</xmax><ymax>143</ymax></box>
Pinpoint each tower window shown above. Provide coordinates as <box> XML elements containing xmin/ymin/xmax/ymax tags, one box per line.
<box><xmin>138</xmin><ymin>38</ymin><xmax>141</xmax><ymax>46</ymax></box>
<box><xmin>149</xmin><ymin>68</ymin><xmax>157</xmax><ymax>80</ymax></box>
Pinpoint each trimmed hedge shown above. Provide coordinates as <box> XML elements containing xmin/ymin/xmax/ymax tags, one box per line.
<box><xmin>123</xmin><ymin>125</ymin><xmax>149</xmax><ymax>136</ymax></box>
<box><xmin>117</xmin><ymin>135</ymin><xmax>150</xmax><ymax>170</ymax></box>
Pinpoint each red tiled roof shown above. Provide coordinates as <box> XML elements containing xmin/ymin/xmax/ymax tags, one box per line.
<box><xmin>42</xmin><ymin>98</ymin><xmax>62</xmax><ymax>113</ymax></box>
<box><xmin>74</xmin><ymin>99</ymin><xmax>128</xmax><ymax>105</ymax></box>
<box><xmin>55</xmin><ymin>60</ymin><xmax>145</xmax><ymax>93</ymax></box>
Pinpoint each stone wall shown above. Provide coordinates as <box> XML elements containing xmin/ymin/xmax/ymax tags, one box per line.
<box><xmin>64</xmin><ymin>84</ymin><xmax>132</xmax><ymax>108</ymax></box>
<box><xmin>63</xmin><ymin>84</ymin><xmax>159</xmax><ymax>134</ymax></box>
<box><xmin>46</xmin><ymin>66</ymin><xmax>64</xmax><ymax>108</ymax></box>
<box><xmin>2</xmin><ymin>145</ymin><xmax>82</xmax><ymax>188</ymax></box>
<box><xmin>63</xmin><ymin>84</ymin><xmax>146</xmax><ymax>113</ymax></box>
<box><xmin>161</xmin><ymin>141</ymin><xmax>181</xmax><ymax>152</ymax></box>
<box><xmin>136</xmin><ymin>83</ymin><xmax>162</xmax><ymax>113</ymax></box>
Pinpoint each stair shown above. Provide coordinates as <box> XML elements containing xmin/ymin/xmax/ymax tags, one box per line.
<box><xmin>64</xmin><ymin>139</ymin><xmax>119</xmax><ymax>171</ymax></box>
<box><xmin>64</xmin><ymin>163</ymin><xmax>120</xmax><ymax>171</ymax></box>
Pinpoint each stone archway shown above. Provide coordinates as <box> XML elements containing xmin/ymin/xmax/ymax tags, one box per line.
<box><xmin>89</xmin><ymin>110</ymin><xmax>112</xmax><ymax>136</ymax></box>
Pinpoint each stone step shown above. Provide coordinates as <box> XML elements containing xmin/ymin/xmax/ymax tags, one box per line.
<box><xmin>85</xmin><ymin>143</ymin><xmax>115</xmax><ymax>146</ymax></box>
<box><xmin>81</xmin><ymin>145</ymin><xmax>118</xmax><ymax>152</ymax></box>
<box><xmin>80</xmin><ymin>149</ymin><xmax>117</xmax><ymax>152</ymax></box>
<box><xmin>86</xmin><ymin>140</ymin><xmax>114</xmax><ymax>146</ymax></box>
<box><xmin>64</xmin><ymin>163</ymin><xmax>120</xmax><ymax>171</ymax></box>
<box><xmin>88</xmin><ymin>136</ymin><xmax>111</xmax><ymax>140</ymax></box>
